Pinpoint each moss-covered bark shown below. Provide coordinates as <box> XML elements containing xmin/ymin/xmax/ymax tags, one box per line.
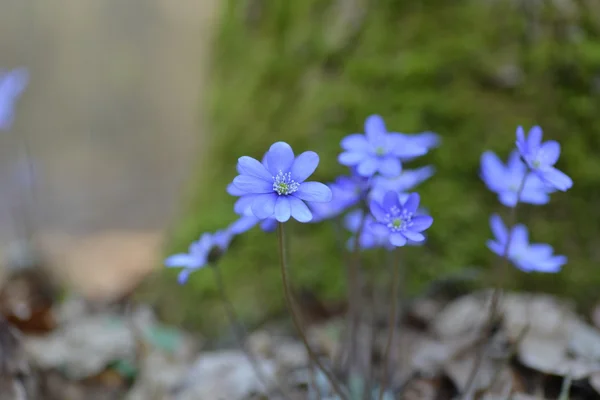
<box><xmin>140</xmin><ymin>0</ymin><xmax>600</xmax><ymax>336</ymax></box>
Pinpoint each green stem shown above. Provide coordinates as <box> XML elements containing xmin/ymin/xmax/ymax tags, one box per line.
<box><xmin>211</xmin><ymin>263</ymin><xmax>291</xmax><ymax>399</ymax></box>
<box><xmin>378</xmin><ymin>248</ymin><xmax>402</xmax><ymax>400</ymax></box>
<box><xmin>277</xmin><ymin>223</ymin><xmax>348</xmax><ymax>400</ymax></box>
<box><xmin>461</xmin><ymin>175</ymin><xmax>528</xmax><ymax>398</ymax></box>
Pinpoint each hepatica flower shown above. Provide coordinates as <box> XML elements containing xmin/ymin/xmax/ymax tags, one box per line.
<box><xmin>0</xmin><ymin>68</ymin><xmax>29</xmax><ymax>131</ymax></box>
<box><xmin>369</xmin><ymin>191</ymin><xmax>433</xmax><ymax>247</ymax></box>
<box><xmin>165</xmin><ymin>230</ymin><xmax>232</xmax><ymax>284</ymax></box>
<box><xmin>231</xmin><ymin>142</ymin><xmax>332</xmax><ymax>223</ymax></box>
<box><xmin>516</xmin><ymin>126</ymin><xmax>573</xmax><ymax>191</ymax></box>
<box><xmin>344</xmin><ymin>209</ymin><xmax>393</xmax><ymax>251</ymax></box>
<box><xmin>480</xmin><ymin>150</ymin><xmax>554</xmax><ymax>207</ymax></box>
<box><xmin>487</xmin><ymin>214</ymin><xmax>566</xmax><ymax>273</ymax></box>
<box><xmin>369</xmin><ymin>166</ymin><xmax>435</xmax><ymax>203</ymax></box>
<box><xmin>338</xmin><ymin>115</ymin><xmax>428</xmax><ymax>177</ymax></box>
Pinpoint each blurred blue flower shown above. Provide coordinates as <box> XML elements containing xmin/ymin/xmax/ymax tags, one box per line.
<box><xmin>369</xmin><ymin>191</ymin><xmax>433</xmax><ymax>247</ymax></box>
<box><xmin>344</xmin><ymin>209</ymin><xmax>393</xmax><ymax>250</ymax></box>
<box><xmin>480</xmin><ymin>150</ymin><xmax>554</xmax><ymax>207</ymax></box>
<box><xmin>164</xmin><ymin>230</ymin><xmax>232</xmax><ymax>284</ymax></box>
<box><xmin>515</xmin><ymin>126</ymin><xmax>572</xmax><ymax>191</ymax></box>
<box><xmin>309</xmin><ymin>173</ymin><xmax>370</xmax><ymax>223</ymax></box>
<box><xmin>0</xmin><ymin>68</ymin><xmax>29</xmax><ymax>131</ymax></box>
<box><xmin>229</xmin><ymin>214</ymin><xmax>277</xmax><ymax>234</ymax></box>
<box><xmin>231</xmin><ymin>142</ymin><xmax>332</xmax><ymax>223</ymax></box>
<box><xmin>369</xmin><ymin>166</ymin><xmax>435</xmax><ymax>203</ymax></box>
<box><xmin>338</xmin><ymin>115</ymin><xmax>428</xmax><ymax>177</ymax></box>
<box><xmin>487</xmin><ymin>214</ymin><xmax>566</xmax><ymax>273</ymax></box>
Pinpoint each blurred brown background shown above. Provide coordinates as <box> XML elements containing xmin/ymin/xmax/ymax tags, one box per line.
<box><xmin>0</xmin><ymin>0</ymin><xmax>220</xmax><ymax>299</ymax></box>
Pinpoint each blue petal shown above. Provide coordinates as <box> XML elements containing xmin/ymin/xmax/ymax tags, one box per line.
<box><xmin>539</xmin><ymin>141</ymin><xmax>560</xmax><ymax>166</ymax></box>
<box><xmin>527</xmin><ymin>243</ymin><xmax>554</xmax><ymax>259</ymax></box>
<box><xmin>274</xmin><ymin>197</ymin><xmax>291</xmax><ymax>222</ymax></box>
<box><xmin>233</xmin><ymin>175</ymin><xmax>272</xmax><ymax>193</ymax></box>
<box><xmin>402</xmin><ymin>193</ymin><xmax>420</xmax><ymax>213</ymax></box>
<box><xmin>288</xmin><ymin>196</ymin><xmax>312</xmax><ymax>222</ymax></box>
<box><xmin>519</xmin><ymin>189</ymin><xmax>549</xmax><ymax>205</ymax></box>
<box><xmin>498</xmin><ymin>191</ymin><xmax>519</xmax><ymax>207</ymax></box>
<box><xmin>164</xmin><ymin>254</ymin><xmax>196</xmax><ymax>268</ymax></box>
<box><xmin>338</xmin><ymin>151</ymin><xmax>365</xmax><ymax>165</ymax></box>
<box><xmin>508</xmin><ymin>224</ymin><xmax>529</xmax><ymax>255</ymax></box>
<box><xmin>177</xmin><ymin>269</ymin><xmax>192</xmax><ymax>285</ymax></box>
<box><xmin>369</xmin><ymin>222</ymin><xmax>389</xmax><ymax>236</ymax></box>
<box><xmin>234</xmin><ymin>195</ymin><xmax>259</xmax><ymax>215</ymax></box>
<box><xmin>291</xmin><ymin>151</ymin><xmax>319</xmax><ymax>182</ymax></box>
<box><xmin>515</xmin><ymin>126</ymin><xmax>526</xmax><ymax>149</ymax></box>
<box><xmin>227</xmin><ymin>182</ymin><xmax>246</xmax><ymax>196</ymax></box>
<box><xmin>382</xmin><ymin>191</ymin><xmax>400</xmax><ymax>211</ymax></box>
<box><xmin>356</xmin><ymin>157</ymin><xmax>378</xmax><ymax>177</ymax></box>
<box><xmin>486</xmin><ymin>240</ymin><xmax>505</xmax><ymax>256</ymax></box>
<box><xmin>540</xmin><ymin>167</ymin><xmax>572</xmax><ymax>191</ymax></box>
<box><xmin>527</xmin><ymin>126</ymin><xmax>543</xmax><ymax>149</ymax></box>
<box><xmin>364</xmin><ymin>115</ymin><xmax>387</xmax><ymax>140</ymax></box>
<box><xmin>389</xmin><ymin>233</ymin><xmax>407</xmax><ymax>247</ymax></box>
<box><xmin>410</xmin><ymin>215</ymin><xmax>433</xmax><ymax>232</ymax></box>
<box><xmin>343</xmin><ymin>209</ymin><xmax>363</xmax><ymax>232</ymax></box>
<box><xmin>260</xmin><ymin>218</ymin><xmax>278</xmax><ymax>232</ymax></box>
<box><xmin>369</xmin><ymin>200</ymin><xmax>387</xmax><ymax>221</ymax></box>
<box><xmin>403</xmin><ymin>231</ymin><xmax>425</xmax><ymax>242</ymax></box>
<box><xmin>237</xmin><ymin>156</ymin><xmax>273</xmax><ymax>180</ymax></box>
<box><xmin>229</xmin><ymin>215</ymin><xmax>259</xmax><ymax>234</ymax></box>
<box><xmin>266</xmin><ymin>142</ymin><xmax>295</xmax><ymax>175</ymax></box>
<box><xmin>388</xmin><ymin>135</ymin><xmax>428</xmax><ymax>159</ymax></box>
<box><xmin>251</xmin><ymin>193</ymin><xmax>277</xmax><ymax>219</ymax></box>
<box><xmin>489</xmin><ymin>214</ymin><xmax>507</xmax><ymax>245</ymax></box>
<box><xmin>377</xmin><ymin>157</ymin><xmax>401</xmax><ymax>177</ymax></box>
<box><xmin>341</xmin><ymin>134</ymin><xmax>368</xmax><ymax>150</ymax></box>
<box><xmin>295</xmin><ymin>182</ymin><xmax>332</xmax><ymax>202</ymax></box>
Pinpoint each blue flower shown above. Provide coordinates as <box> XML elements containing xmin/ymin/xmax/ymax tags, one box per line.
<box><xmin>164</xmin><ymin>230</ymin><xmax>232</xmax><ymax>284</ymax></box>
<box><xmin>487</xmin><ymin>214</ymin><xmax>566</xmax><ymax>273</ymax></box>
<box><xmin>338</xmin><ymin>115</ymin><xmax>428</xmax><ymax>177</ymax></box>
<box><xmin>369</xmin><ymin>166</ymin><xmax>435</xmax><ymax>204</ymax></box>
<box><xmin>344</xmin><ymin>209</ymin><xmax>393</xmax><ymax>250</ymax></box>
<box><xmin>515</xmin><ymin>126</ymin><xmax>572</xmax><ymax>191</ymax></box>
<box><xmin>308</xmin><ymin>173</ymin><xmax>370</xmax><ymax>223</ymax></box>
<box><xmin>229</xmin><ymin>214</ymin><xmax>277</xmax><ymax>234</ymax></box>
<box><xmin>231</xmin><ymin>142</ymin><xmax>332</xmax><ymax>223</ymax></box>
<box><xmin>480</xmin><ymin>150</ymin><xmax>554</xmax><ymax>207</ymax></box>
<box><xmin>0</xmin><ymin>68</ymin><xmax>29</xmax><ymax>131</ymax></box>
<box><xmin>369</xmin><ymin>191</ymin><xmax>433</xmax><ymax>247</ymax></box>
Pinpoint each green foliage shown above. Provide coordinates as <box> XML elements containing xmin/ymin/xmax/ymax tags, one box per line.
<box><xmin>142</xmin><ymin>0</ymin><xmax>600</xmax><ymax>335</ymax></box>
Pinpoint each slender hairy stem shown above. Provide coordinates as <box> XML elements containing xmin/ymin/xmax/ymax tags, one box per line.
<box><xmin>211</xmin><ymin>264</ymin><xmax>291</xmax><ymax>399</ymax></box>
<box><xmin>347</xmin><ymin>208</ymin><xmax>368</xmax><ymax>376</ymax></box>
<box><xmin>277</xmin><ymin>223</ymin><xmax>348</xmax><ymax>400</ymax></box>
<box><xmin>461</xmin><ymin>176</ymin><xmax>527</xmax><ymax>398</ymax></box>
<box><xmin>378</xmin><ymin>248</ymin><xmax>402</xmax><ymax>400</ymax></box>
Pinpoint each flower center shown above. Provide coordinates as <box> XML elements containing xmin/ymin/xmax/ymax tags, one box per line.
<box><xmin>375</xmin><ymin>146</ymin><xmax>386</xmax><ymax>156</ymax></box>
<box><xmin>384</xmin><ymin>206</ymin><xmax>413</xmax><ymax>232</ymax></box>
<box><xmin>272</xmin><ymin>171</ymin><xmax>300</xmax><ymax>195</ymax></box>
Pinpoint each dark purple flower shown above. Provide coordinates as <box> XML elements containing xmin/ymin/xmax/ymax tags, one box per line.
<box><xmin>369</xmin><ymin>191</ymin><xmax>433</xmax><ymax>247</ymax></box>
<box><xmin>230</xmin><ymin>142</ymin><xmax>332</xmax><ymax>222</ymax></box>
<box><xmin>487</xmin><ymin>214</ymin><xmax>566</xmax><ymax>273</ymax></box>
<box><xmin>164</xmin><ymin>230</ymin><xmax>233</xmax><ymax>284</ymax></box>
<box><xmin>515</xmin><ymin>126</ymin><xmax>572</xmax><ymax>191</ymax></box>
<box><xmin>338</xmin><ymin>115</ymin><xmax>428</xmax><ymax>177</ymax></box>
<box><xmin>480</xmin><ymin>150</ymin><xmax>554</xmax><ymax>207</ymax></box>
<box><xmin>0</xmin><ymin>68</ymin><xmax>28</xmax><ymax>131</ymax></box>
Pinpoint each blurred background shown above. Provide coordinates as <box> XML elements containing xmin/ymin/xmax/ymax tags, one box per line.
<box><xmin>0</xmin><ymin>0</ymin><xmax>218</xmax><ymax>300</ymax></box>
<box><xmin>2</xmin><ymin>0</ymin><xmax>600</xmax><ymax>337</ymax></box>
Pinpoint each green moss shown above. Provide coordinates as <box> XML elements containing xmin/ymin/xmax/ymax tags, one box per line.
<box><xmin>139</xmin><ymin>0</ymin><xmax>600</xmax><ymax>336</ymax></box>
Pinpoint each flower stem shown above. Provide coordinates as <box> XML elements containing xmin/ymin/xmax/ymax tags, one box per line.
<box><xmin>378</xmin><ymin>248</ymin><xmax>403</xmax><ymax>400</ymax></box>
<box><xmin>211</xmin><ymin>263</ymin><xmax>291</xmax><ymax>399</ymax></box>
<box><xmin>276</xmin><ymin>223</ymin><xmax>348</xmax><ymax>400</ymax></box>
<box><xmin>461</xmin><ymin>175</ymin><xmax>528</xmax><ymax>398</ymax></box>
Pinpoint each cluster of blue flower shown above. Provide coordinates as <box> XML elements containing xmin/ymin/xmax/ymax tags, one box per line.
<box><xmin>166</xmin><ymin>113</ymin><xmax>572</xmax><ymax>283</ymax></box>
<box><xmin>166</xmin><ymin>115</ymin><xmax>440</xmax><ymax>283</ymax></box>
<box><xmin>481</xmin><ymin>126</ymin><xmax>571</xmax><ymax>273</ymax></box>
